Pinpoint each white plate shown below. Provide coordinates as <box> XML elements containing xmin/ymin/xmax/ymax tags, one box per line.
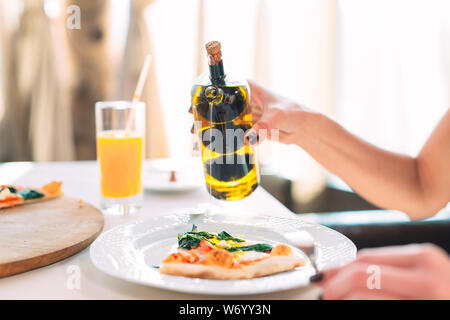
<box><xmin>142</xmin><ymin>159</ymin><xmax>204</xmax><ymax>193</ymax></box>
<box><xmin>90</xmin><ymin>212</ymin><xmax>356</xmax><ymax>295</ymax></box>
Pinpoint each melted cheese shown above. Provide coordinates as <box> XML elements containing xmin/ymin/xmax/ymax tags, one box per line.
<box><xmin>209</xmin><ymin>237</ymin><xmax>245</xmax><ymax>250</ymax></box>
<box><xmin>216</xmin><ymin>240</ymin><xmax>231</xmax><ymax>248</ymax></box>
<box><xmin>234</xmin><ymin>251</ymin><xmax>269</xmax><ymax>262</ymax></box>
<box><xmin>209</xmin><ymin>236</ymin><xmax>269</xmax><ymax>262</ymax></box>
<box><xmin>0</xmin><ymin>188</ymin><xmax>14</xmax><ymax>201</ymax></box>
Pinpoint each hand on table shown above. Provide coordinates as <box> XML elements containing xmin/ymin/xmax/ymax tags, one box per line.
<box><xmin>311</xmin><ymin>243</ymin><xmax>450</xmax><ymax>300</ymax></box>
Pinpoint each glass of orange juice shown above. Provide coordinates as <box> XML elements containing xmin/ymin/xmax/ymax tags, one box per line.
<box><xmin>95</xmin><ymin>101</ymin><xmax>145</xmax><ymax>215</ymax></box>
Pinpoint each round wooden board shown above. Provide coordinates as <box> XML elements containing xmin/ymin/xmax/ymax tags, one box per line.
<box><xmin>0</xmin><ymin>196</ymin><xmax>104</xmax><ymax>278</ymax></box>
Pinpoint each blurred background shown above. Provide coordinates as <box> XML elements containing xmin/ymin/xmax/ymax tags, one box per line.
<box><xmin>0</xmin><ymin>0</ymin><xmax>449</xmax><ymax>240</ymax></box>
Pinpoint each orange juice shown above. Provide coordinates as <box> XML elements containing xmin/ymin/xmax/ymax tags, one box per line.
<box><xmin>97</xmin><ymin>130</ymin><xmax>143</xmax><ymax>198</ymax></box>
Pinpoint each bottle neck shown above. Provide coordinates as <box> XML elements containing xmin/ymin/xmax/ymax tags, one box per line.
<box><xmin>208</xmin><ymin>54</ymin><xmax>226</xmax><ymax>85</ymax></box>
<box><xmin>208</xmin><ymin>61</ymin><xmax>225</xmax><ymax>84</ymax></box>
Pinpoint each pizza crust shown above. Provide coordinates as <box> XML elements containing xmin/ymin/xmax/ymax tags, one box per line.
<box><xmin>0</xmin><ymin>182</ymin><xmax>63</xmax><ymax>210</ymax></box>
<box><xmin>160</xmin><ymin>254</ymin><xmax>305</xmax><ymax>280</ymax></box>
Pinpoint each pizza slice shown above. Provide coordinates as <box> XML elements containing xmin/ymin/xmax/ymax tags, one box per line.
<box><xmin>0</xmin><ymin>181</ymin><xmax>63</xmax><ymax>209</ymax></box>
<box><xmin>160</xmin><ymin>224</ymin><xmax>305</xmax><ymax>280</ymax></box>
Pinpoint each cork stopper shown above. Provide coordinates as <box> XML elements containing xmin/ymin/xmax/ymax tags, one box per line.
<box><xmin>205</xmin><ymin>41</ymin><xmax>222</xmax><ymax>65</ymax></box>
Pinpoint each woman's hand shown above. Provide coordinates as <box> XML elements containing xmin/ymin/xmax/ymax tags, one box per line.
<box><xmin>244</xmin><ymin>80</ymin><xmax>311</xmax><ymax>146</ymax></box>
<box><xmin>188</xmin><ymin>80</ymin><xmax>310</xmax><ymax>146</ymax></box>
<box><xmin>312</xmin><ymin>244</ymin><xmax>450</xmax><ymax>300</ymax></box>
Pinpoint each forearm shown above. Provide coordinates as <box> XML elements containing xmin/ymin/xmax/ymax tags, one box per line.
<box><xmin>296</xmin><ymin>112</ymin><xmax>433</xmax><ymax>219</ymax></box>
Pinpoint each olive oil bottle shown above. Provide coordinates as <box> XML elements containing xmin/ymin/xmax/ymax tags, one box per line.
<box><xmin>191</xmin><ymin>41</ymin><xmax>259</xmax><ymax>200</ymax></box>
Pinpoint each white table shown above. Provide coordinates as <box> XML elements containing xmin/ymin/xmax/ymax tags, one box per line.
<box><xmin>0</xmin><ymin>161</ymin><xmax>321</xmax><ymax>300</ymax></box>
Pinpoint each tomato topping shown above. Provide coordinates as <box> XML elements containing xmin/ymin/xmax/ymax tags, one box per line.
<box><xmin>0</xmin><ymin>195</ymin><xmax>21</xmax><ymax>203</ymax></box>
<box><xmin>198</xmin><ymin>240</ymin><xmax>214</xmax><ymax>253</ymax></box>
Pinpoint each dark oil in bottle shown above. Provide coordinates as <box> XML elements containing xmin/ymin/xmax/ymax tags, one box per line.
<box><xmin>191</xmin><ymin>76</ymin><xmax>259</xmax><ymax>201</ymax></box>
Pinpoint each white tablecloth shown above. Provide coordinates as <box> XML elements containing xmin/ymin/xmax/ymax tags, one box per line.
<box><xmin>0</xmin><ymin>161</ymin><xmax>321</xmax><ymax>300</ymax></box>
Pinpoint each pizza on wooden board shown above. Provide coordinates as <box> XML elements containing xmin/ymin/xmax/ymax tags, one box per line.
<box><xmin>160</xmin><ymin>224</ymin><xmax>305</xmax><ymax>280</ymax></box>
<box><xmin>0</xmin><ymin>181</ymin><xmax>63</xmax><ymax>209</ymax></box>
